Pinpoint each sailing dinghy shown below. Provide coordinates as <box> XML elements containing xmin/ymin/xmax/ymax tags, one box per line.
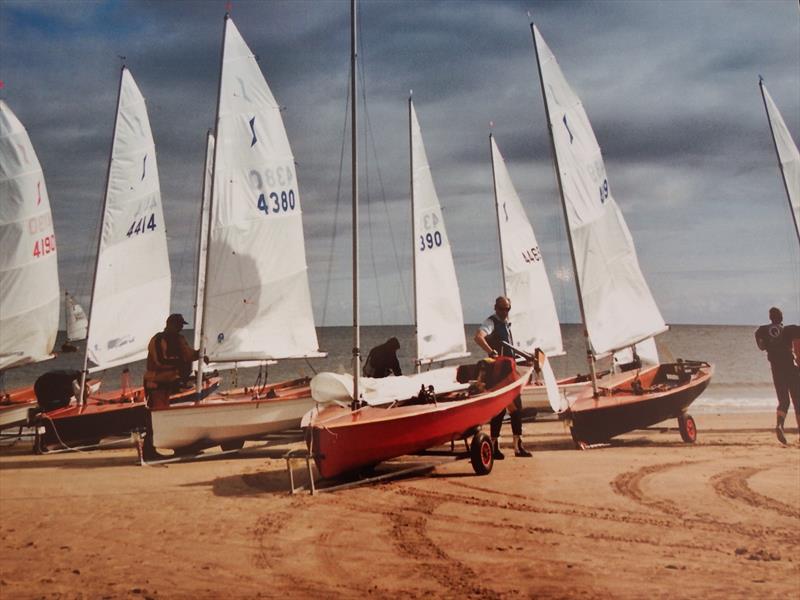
<box><xmin>0</xmin><ymin>100</ymin><xmax>60</xmax><ymax>430</ymax></box>
<box><xmin>531</xmin><ymin>22</ymin><xmax>712</xmax><ymax>446</ymax></box>
<box><xmin>303</xmin><ymin>1</ymin><xmax>534</xmax><ymax>482</ymax></box>
<box><xmin>33</xmin><ymin>68</ymin><xmax>217</xmax><ymax>452</ymax></box>
<box><xmin>60</xmin><ymin>291</ymin><xmax>88</xmax><ymax>352</ymax></box>
<box><xmin>150</xmin><ymin>15</ymin><xmax>325</xmax><ymax>454</ymax></box>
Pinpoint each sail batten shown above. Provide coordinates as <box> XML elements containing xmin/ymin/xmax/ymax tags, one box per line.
<box><xmin>533</xmin><ymin>24</ymin><xmax>666</xmax><ymax>356</ymax></box>
<box><xmin>410</xmin><ymin>100</ymin><xmax>468</xmax><ymax>365</ymax></box>
<box><xmin>0</xmin><ymin>100</ymin><xmax>60</xmax><ymax>371</ymax></box>
<box><xmin>201</xmin><ymin>18</ymin><xmax>321</xmax><ymax>364</ymax></box>
<box><xmin>84</xmin><ymin>68</ymin><xmax>171</xmax><ymax>371</ymax></box>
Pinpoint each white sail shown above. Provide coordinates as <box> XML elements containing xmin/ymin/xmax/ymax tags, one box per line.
<box><xmin>760</xmin><ymin>80</ymin><xmax>800</xmax><ymax>242</ymax></box>
<box><xmin>490</xmin><ymin>135</ymin><xmax>563</xmax><ymax>356</ymax></box>
<box><xmin>0</xmin><ymin>100</ymin><xmax>59</xmax><ymax>370</ymax></box>
<box><xmin>410</xmin><ymin>100</ymin><xmax>468</xmax><ymax>364</ymax></box>
<box><xmin>533</xmin><ymin>25</ymin><xmax>667</xmax><ymax>356</ymax></box>
<box><xmin>201</xmin><ymin>17</ymin><xmax>321</xmax><ymax>362</ymax></box>
<box><xmin>65</xmin><ymin>291</ymin><xmax>88</xmax><ymax>342</ymax></box>
<box><xmin>85</xmin><ymin>68</ymin><xmax>171</xmax><ymax>371</ymax></box>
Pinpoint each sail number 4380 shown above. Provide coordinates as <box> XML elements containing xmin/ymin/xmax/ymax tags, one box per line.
<box><xmin>257</xmin><ymin>189</ymin><xmax>296</xmax><ymax>215</ymax></box>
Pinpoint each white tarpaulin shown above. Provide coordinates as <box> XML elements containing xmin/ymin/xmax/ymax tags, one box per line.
<box><xmin>0</xmin><ymin>100</ymin><xmax>59</xmax><ymax>370</ymax></box>
<box><xmin>534</xmin><ymin>25</ymin><xmax>667</xmax><ymax>355</ymax></box>
<box><xmin>491</xmin><ymin>135</ymin><xmax>563</xmax><ymax>356</ymax></box>
<box><xmin>85</xmin><ymin>68</ymin><xmax>171</xmax><ymax>371</ymax></box>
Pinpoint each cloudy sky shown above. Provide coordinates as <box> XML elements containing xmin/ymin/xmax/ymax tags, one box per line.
<box><xmin>2</xmin><ymin>0</ymin><xmax>799</xmax><ymax>327</ymax></box>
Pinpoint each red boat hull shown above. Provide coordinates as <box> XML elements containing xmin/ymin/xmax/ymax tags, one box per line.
<box><xmin>34</xmin><ymin>377</ymin><xmax>220</xmax><ymax>451</ymax></box>
<box><xmin>568</xmin><ymin>362</ymin><xmax>713</xmax><ymax>445</ymax></box>
<box><xmin>308</xmin><ymin>360</ymin><xmax>528</xmax><ymax>480</ymax></box>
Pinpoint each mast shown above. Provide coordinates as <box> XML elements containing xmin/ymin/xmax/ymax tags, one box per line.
<box><xmin>196</xmin><ymin>15</ymin><xmax>229</xmax><ymax>394</ymax></box>
<box><xmin>79</xmin><ymin>65</ymin><xmax>126</xmax><ymax>405</ymax></box>
<box><xmin>759</xmin><ymin>77</ymin><xmax>800</xmax><ymax>247</ymax></box>
<box><xmin>409</xmin><ymin>94</ymin><xmax>420</xmax><ymax>372</ymax></box>
<box><xmin>530</xmin><ymin>23</ymin><xmax>598</xmax><ymax>396</ymax></box>
<box><xmin>193</xmin><ymin>129</ymin><xmax>214</xmax><ymax>392</ymax></box>
<box><xmin>351</xmin><ymin>0</ymin><xmax>361</xmax><ymax>408</ymax></box>
<box><xmin>488</xmin><ymin>133</ymin><xmax>508</xmax><ymax>297</ymax></box>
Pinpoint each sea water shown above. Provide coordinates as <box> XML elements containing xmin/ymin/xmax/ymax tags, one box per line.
<box><xmin>1</xmin><ymin>324</ymin><xmax>778</xmax><ymax>414</ymax></box>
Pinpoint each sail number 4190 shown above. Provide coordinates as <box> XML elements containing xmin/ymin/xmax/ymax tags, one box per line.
<box><xmin>33</xmin><ymin>234</ymin><xmax>56</xmax><ymax>257</ymax></box>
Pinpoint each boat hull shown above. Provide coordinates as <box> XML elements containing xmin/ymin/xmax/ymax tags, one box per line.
<box><xmin>568</xmin><ymin>362</ymin><xmax>713</xmax><ymax>445</ymax></box>
<box><xmin>34</xmin><ymin>378</ymin><xmax>219</xmax><ymax>451</ymax></box>
<box><xmin>308</xmin><ymin>362</ymin><xmax>529</xmax><ymax>480</ymax></box>
<box><xmin>0</xmin><ymin>386</ymin><xmax>37</xmax><ymax>429</ymax></box>
<box><xmin>152</xmin><ymin>377</ymin><xmax>313</xmax><ymax>450</ymax></box>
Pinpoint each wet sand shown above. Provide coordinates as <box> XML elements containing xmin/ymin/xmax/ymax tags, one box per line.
<box><xmin>1</xmin><ymin>412</ymin><xmax>798</xmax><ymax>599</ymax></box>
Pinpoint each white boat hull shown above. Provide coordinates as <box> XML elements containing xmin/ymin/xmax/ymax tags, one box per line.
<box><xmin>0</xmin><ymin>402</ymin><xmax>34</xmax><ymax>429</ymax></box>
<box><xmin>152</xmin><ymin>394</ymin><xmax>314</xmax><ymax>450</ymax></box>
<box><xmin>521</xmin><ymin>378</ymin><xmax>590</xmax><ymax>412</ymax></box>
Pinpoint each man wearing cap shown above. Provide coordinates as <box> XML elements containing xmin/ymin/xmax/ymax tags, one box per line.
<box><xmin>142</xmin><ymin>313</ymin><xmax>202</xmax><ymax>460</ymax></box>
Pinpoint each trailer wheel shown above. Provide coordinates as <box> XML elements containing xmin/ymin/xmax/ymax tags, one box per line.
<box><xmin>221</xmin><ymin>439</ymin><xmax>245</xmax><ymax>452</ymax></box>
<box><xmin>470</xmin><ymin>432</ymin><xmax>494</xmax><ymax>475</ymax></box>
<box><xmin>678</xmin><ymin>414</ymin><xmax>697</xmax><ymax>443</ymax></box>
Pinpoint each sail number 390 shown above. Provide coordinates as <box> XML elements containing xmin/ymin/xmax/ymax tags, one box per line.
<box><xmin>257</xmin><ymin>189</ymin><xmax>296</xmax><ymax>215</ymax></box>
<box><xmin>419</xmin><ymin>230</ymin><xmax>443</xmax><ymax>251</ymax></box>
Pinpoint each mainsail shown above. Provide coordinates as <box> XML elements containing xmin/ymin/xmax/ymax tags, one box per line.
<box><xmin>0</xmin><ymin>100</ymin><xmax>60</xmax><ymax>370</ymax></box>
<box><xmin>533</xmin><ymin>25</ymin><xmax>667</xmax><ymax>356</ymax></box>
<box><xmin>65</xmin><ymin>291</ymin><xmax>88</xmax><ymax>342</ymax></box>
<box><xmin>84</xmin><ymin>67</ymin><xmax>171</xmax><ymax>372</ymax></box>
<box><xmin>760</xmin><ymin>79</ymin><xmax>800</xmax><ymax>244</ymax></box>
<box><xmin>410</xmin><ymin>99</ymin><xmax>469</xmax><ymax>364</ymax></box>
<box><xmin>490</xmin><ymin>135</ymin><xmax>563</xmax><ymax>356</ymax></box>
<box><xmin>200</xmin><ymin>17</ymin><xmax>321</xmax><ymax>363</ymax></box>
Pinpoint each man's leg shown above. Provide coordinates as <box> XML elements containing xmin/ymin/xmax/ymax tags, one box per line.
<box><xmin>490</xmin><ymin>408</ymin><xmax>506</xmax><ymax>460</ymax></box>
<box><xmin>772</xmin><ymin>367</ymin><xmax>790</xmax><ymax>445</ymax></box>
<box><xmin>509</xmin><ymin>396</ymin><xmax>532</xmax><ymax>457</ymax></box>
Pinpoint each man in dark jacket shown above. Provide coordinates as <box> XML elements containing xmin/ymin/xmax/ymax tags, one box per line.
<box><xmin>474</xmin><ymin>296</ymin><xmax>532</xmax><ymax>459</ymax></box>
<box><xmin>363</xmin><ymin>337</ymin><xmax>402</xmax><ymax>378</ymax></box>
<box><xmin>755</xmin><ymin>307</ymin><xmax>800</xmax><ymax>444</ymax></box>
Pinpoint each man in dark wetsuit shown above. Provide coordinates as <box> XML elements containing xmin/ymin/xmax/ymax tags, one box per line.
<box><xmin>363</xmin><ymin>337</ymin><xmax>402</xmax><ymax>378</ymax></box>
<box><xmin>755</xmin><ymin>307</ymin><xmax>800</xmax><ymax>444</ymax></box>
<box><xmin>141</xmin><ymin>313</ymin><xmax>202</xmax><ymax>460</ymax></box>
<box><xmin>474</xmin><ymin>296</ymin><xmax>532</xmax><ymax>459</ymax></box>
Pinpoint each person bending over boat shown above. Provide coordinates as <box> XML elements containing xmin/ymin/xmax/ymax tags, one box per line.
<box><xmin>755</xmin><ymin>307</ymin><xmax>800</xmax><ymax>445</ymax></box>
<box><xmin>474</xmin><ymin>296</ymin><xmax>532</xmax><ymax>459</ymax></box>
<box><xmin>142</xmin><ymin>313</ymin><xmax>204</xmax><ymax>460</ymax></box>
<box><xmin>363</xmin><ymin>337</ymin><xmax>402</xmax><ymax>378</ymax></box>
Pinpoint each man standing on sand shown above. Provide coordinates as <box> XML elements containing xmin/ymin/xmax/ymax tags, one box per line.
<box><xmin>141</xmin><ymin>313</ymin><xmax>204</xmax><ymax>460</ymax></box>
<box><xmin>755</xmin><ymin>307</ymin><xmax>800</xmax><ymax>444</ymax></box>
<box><xmin>474</xmin><ymin>295</ymin><xmax>532</xmax><ymax>459</ymax></box>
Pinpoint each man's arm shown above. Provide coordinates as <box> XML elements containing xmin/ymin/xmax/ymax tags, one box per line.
<box><xmin>754</xmin><ymin>326</ymin><xmax>767</xmax><ymax>351</ymax></box>
<box><xmin>474</xmin><ymin>319</ymin><xmax>497</xmax><ymax>357</ymax></box>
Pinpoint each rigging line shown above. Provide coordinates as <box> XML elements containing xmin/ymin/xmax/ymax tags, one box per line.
<box><xmin>357</xmin><ymin>22</ymin><xmax>385</xmax><ymax>325</ymax></box>
<box><xmin>320</xmin><ymin>68</ymin><xmax>351</xmax><ymax>326</ymax></box>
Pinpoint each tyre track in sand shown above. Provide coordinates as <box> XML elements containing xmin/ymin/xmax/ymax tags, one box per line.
<box><xmin>711</xmin><ymin>466</ymin><xmax>800</xmax><ymax>519</ymax></box>
<box><xmin>610</xmin><ymin>459</ymin><xmax>799</xmax><ymax>545</ymax></box>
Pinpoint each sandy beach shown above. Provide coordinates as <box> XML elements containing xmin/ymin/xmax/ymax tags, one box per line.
<box><xmin>1</xmin><ymin>412</ymin><xmax>798</xmax><ymax>599</ymax></box>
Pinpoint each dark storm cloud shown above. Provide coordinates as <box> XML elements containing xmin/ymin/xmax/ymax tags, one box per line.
<box><xmin>1</xmin><ymin>0</ymin><xmax>798</xmax><ymax>326</ymax></box>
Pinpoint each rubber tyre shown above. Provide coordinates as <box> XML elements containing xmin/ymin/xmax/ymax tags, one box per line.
<box><xmin>221</xmin><ymin>439</ymin><xmax>245</xmax><ymax>452</ymax></box>
<box><xmin>470</xmin><ymin>432</ymin><xmax>494</xmax><ymax>475</ymax></box>
<box><xmin>678</xmin><ymin>414</ymin><xmax>697</xmax><ymax>443</ymax></box>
